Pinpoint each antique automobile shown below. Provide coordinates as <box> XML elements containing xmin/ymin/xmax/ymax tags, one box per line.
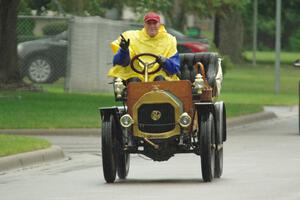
<box><xmin>99</xmin><ymin>52</ymin><xmax>227</xmax><ymax>183</ymax></box>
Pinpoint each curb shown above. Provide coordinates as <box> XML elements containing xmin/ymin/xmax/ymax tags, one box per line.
<box><xmin>0</xmin><ymin>145</ymin><xmax>65</xmax><ymax>173</ymax></box>
<box><xmin>227</xmin><ymin>111</ymin><xmax>277</xmax><ymax>128</ymax></box>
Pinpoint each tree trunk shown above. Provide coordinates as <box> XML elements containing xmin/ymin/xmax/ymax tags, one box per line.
<box><xmin>167</xmin><ymin>0</ymin><xmax>186</xmax><ymax>31</ymax></box>
<box><xmin>219</xmin><ymin>10</ymin><xmax>244</xmax><ymax>63</ymax></box>
<box><xmin>0</xmin><ymin>0</ymin><xmax>21</xmax><ymax>85</ymax></box>
<box><xmin>213</xmin><ymin>14</ymin><xmax>220</xmax><ymax>48</ymax></box>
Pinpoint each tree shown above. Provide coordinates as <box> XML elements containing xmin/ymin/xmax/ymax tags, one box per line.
<box><xmin>28</xmin><ymin>0</ymin><xmax>51</xmax><ymax>15</ymax></box>
<box><xmin>0</xmin><ymin>0</ymin><xmax>21</xmax><ymax>88</ymax></box>
<box><xmin>242</xmin><ymin>0</ymin><xmax>300</xmax><ymax>51</ymax></box>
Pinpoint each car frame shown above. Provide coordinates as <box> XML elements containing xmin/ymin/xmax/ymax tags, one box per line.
<box><xmin>99</xmin><ymin>52</ymin><xmax>227</xmax><ymax>183</ymax></box>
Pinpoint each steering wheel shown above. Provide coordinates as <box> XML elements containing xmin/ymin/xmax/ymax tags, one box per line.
<box><xmin>130</xmin><ymin>53</ymin><xmax>162</xmax><ymax>75</ymax></box>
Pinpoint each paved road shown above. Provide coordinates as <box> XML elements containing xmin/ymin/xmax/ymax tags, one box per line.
<box><xmin>0</xmin><ymin>109</ymin><xmax>299</xmax><ymax>200</ymax></box>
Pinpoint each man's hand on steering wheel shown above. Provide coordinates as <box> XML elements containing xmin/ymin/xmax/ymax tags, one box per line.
<box><xmin>156</xmin><ymin>56</ymin><xmax>167</xmax><ymax>66</ymax></box>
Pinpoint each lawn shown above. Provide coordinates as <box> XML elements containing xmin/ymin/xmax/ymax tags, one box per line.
<box><xmin>243</xmin><ymin>51</ymin><xmax>299</xmax><ymax>64</ymax></box>
<box><xmin>0</xmin><ymin>134</ymin><xmax>51</xmax><ymax>157</ymax></box>
<box><xmin>220</xmin><ymin>63</ymin><xmax>300</xmax><ymax>117</ymax></box>
<box><xmin>0</xmin><ymin>63</ymin><xmax>299</xmax><ymax>128</ymax></box>
<box><xmin>0</xmin><ymin>90</ymin><xmax>118</xmax><ymax>129</ymax></box>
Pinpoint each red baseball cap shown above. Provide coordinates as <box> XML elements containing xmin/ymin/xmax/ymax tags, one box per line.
<box><xmin>144</xmin><ymin>12</ymin><xmax>160</xmax><ymax>23</ymax></box>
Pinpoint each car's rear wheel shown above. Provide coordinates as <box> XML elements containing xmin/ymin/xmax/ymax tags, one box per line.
<box><xmin>199</xmin><ymin>113</ymin><xmax>215</xmax><ymax>182</ymax></box>
<box><xmin>101</xmin><ymin>115</ymin><xmax>117</xmax><ymax>183</ymax></box>
<box><xmin>26</xmin><ymin>55</ymin><xmax>58</xmax><ymax>83</ymax></box>
<box><xmin>214</xmin><ymin>103</ymin><xmax>226</xmax><ymax>178</ymax></box>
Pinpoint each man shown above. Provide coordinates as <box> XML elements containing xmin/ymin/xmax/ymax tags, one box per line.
<box><xmin>108</xmin><ymin>12</ymin><xmax>180</xmax><ymax>82</ymax></box>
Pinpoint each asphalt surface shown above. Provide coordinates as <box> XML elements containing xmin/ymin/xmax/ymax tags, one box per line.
<box><xmin>0</xmin><ymin>106</ymin><xmax>299</xmax><ymax>200</ymax></box>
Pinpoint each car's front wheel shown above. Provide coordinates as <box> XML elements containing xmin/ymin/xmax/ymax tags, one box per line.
<box><xmin>101</xmin><ymin>115</ymin><xmax>117</xmax><ymax>183</ymax></box>
<box><xmin>26</xmin><ymin>55</ymin><xmax>57</xmax><ymax>83</ymax></box>
<box><xmin>199</xmin><ymin>113</ymin><xmax>216</xmax><ymax>182</ymax></box>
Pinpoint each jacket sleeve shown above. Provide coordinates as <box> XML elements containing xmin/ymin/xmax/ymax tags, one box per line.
<box><xmin>112</xmin><ymin>48</ymin><xmax>130</xmax><ymax>67</ymax></box>
<box><xmin>163</xmin><ymin>52</ymin><xmax>180</xmax><ymax>75</ymax></box>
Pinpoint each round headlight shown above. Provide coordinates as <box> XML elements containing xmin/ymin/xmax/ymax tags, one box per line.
<box><xmin>179</xmin><ymin>112</ymin><xmax>192</xmax><ymax>128</ymax></box>
<box><xmin>120</xmin><ymin>114</ymin><xmax>134</xmax><ymax>128</ymax></box>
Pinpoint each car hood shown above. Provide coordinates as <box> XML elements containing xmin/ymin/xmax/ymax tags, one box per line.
<box><xmin>18</xmin><ymin>37</ymin><xmax>58</xmax><ymax>59</ymax></box>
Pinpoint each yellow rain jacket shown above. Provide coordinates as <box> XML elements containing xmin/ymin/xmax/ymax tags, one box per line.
<box><xmin>108</xmin><ymin>25</ymin><xmax>179</xmax><ymax>82</ymax></box>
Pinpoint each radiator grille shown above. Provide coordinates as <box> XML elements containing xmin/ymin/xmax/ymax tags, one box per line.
<box><xmin>138</xmin><ymin>103</ymin><xmax>175</xmax><ymax>133</ymax></box>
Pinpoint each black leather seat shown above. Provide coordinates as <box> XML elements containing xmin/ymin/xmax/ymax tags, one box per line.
<box><xmin>178</xmin><ymin>52</ymin><xmax>220</xmax><ymax>88</ymax></box>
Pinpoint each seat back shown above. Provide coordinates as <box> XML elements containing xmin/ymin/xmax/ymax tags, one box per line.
<box><xmin>178</xmin><ymin>52</ymin><xmax>220</xmax><ymax>88</ymax></box>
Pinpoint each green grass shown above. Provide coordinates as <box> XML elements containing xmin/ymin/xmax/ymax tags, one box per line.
<box><xmin>243</xmin><ymin>51</ymin><xmax>299</xmax><ymax>64</ymax></box>
<box><xmin>0</xmin><ymin>64</ymin><xmax>299</xmax><ymax>128</ymax></box>
<box><xmin>0</xmin><ymin>90</ymin><xmax>118</xmax><ymax>129</ymax></box>
<box><xmin>220</xmin><ymin>64</ymin><xmax>300</xmax><ymax>117</ymax></box>
<box><xmin>0</xmin><ymin>134</ymin><xmax>51</xmax><ymax>157</ymax></box>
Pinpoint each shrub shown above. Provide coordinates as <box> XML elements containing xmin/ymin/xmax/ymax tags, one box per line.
<box><xmin>42</xmin><ymin>22</ymin><xmax>67</xmax><ymax>36</ymax></box>
<box><xmin>221</xmin><ymin>55</ymin><xmax>235</xmax><ymax>75</ymax></box>
<box><xmin>289</xmin><ymin>29</ymin><xmax>300</xmax><ymax>51</ymax></box>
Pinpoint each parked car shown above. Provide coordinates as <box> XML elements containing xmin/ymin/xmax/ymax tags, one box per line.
<box><xmin>18</xmin><ymin>27</ymin><xmax>208</xmax><ymax>83</ymax></box>
<box><xmin>293</xmin><ymin>59</ymin><xmax>300</xmax><ymax>68</ymax></box>
<box><xmin>18</xmin><ymin>31</ymin><xmax>68</xmax><ymax>83</ymax></box>
<box><xmin>167</xmin><ymin>27</ymin><xmax>209</xmax><ymax>53</ymax></box>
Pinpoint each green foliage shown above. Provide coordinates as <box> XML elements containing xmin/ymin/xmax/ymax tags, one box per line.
<box><xmin>18</xmin><ymin>0</ymin><xmax>32</xmax><ymax>15</ymax></box>
<box><xmin>243</xmin><ymin>0</ymin><xmax>300</xmax><ymax>51</ymax></box>
<box><xmin>87</xmin><ymin>0</ymin><xmax>105</xmax><ymax>16</ymax></box>
<box><xmin>42</xmin><ymin>22</ymin><xmax>67</xmax><ymax>35</ymax></box>
<box><xmin>289</xmin><ymin>29</ymin><xmax>300</xmax><ymax>51</ymax></box>
<box><xmin>58</xmin><ymin>0</ymin><xmax>119</xmax><ymax>16</ymax></box>
<box><xmin>221</xmin><ymin>55</ymin><xmax>234</xmax><ymax>74</ymax></box>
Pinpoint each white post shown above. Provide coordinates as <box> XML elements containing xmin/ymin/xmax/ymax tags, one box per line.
<box><xmin>275</xmin><ymin>0</ymin><xmax>281</xmax><ymax>94</ymax></box>
<box><xmin>253</xmin><ymin>0</ymin><xmax>257</xmax><ymax>66</ymax></box>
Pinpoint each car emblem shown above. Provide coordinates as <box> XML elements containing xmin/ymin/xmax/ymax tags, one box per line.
<box><xmin>151</xmin><ymin>110</ymin><xmax>161</xmax><ymax>121</ymax></box>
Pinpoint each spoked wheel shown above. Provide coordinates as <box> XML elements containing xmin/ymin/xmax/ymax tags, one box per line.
<box><xmin>214</xmin><ymin>102</ymin><xmax>226</xmax><ymax>178</ymax></box>
<box><xmin>199</xmin><ymin>113</ymin><xmax>216</xmax><ymax>182</ymax></box>
<box><xmin>116</xmin><ymin>145</ymin><xmax>130</xmax><ymax>179</ymax></box>
<box><xmin>214</xmin><ymin>130</ymin><xmax>223</xmax><ymax>178</ymax></box>
<box><xmin>101</xmin><ymin>115</ymin><xmax>117</xmax><ymax>183</ymax></box>
<box><xmin>116</xmin><ymin>128</ymin><xmax>130</xmax><ymax>179</ymax></box>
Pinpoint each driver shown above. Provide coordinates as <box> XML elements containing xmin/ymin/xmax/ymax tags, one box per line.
<box><xmin>108</xmin><ymin>12</ymin><xmax>180</xmax><ymax>82</ymax></box>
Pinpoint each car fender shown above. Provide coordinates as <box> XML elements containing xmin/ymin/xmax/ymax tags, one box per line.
<box><xmin>214</xmin><ymin>101</ymin><xmax>227</xmax><ymax>142</ymax></box>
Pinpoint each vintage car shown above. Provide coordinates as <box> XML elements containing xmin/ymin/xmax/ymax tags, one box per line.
<box><xmin>99</xmin><ymin>52</ymin><xmax>227</xmax><ymax>183</ymax></box>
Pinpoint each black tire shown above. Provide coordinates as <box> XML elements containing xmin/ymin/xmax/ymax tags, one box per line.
<box><xmin>116</xmin><ymin>145</ymin><xmax>130</xmax><ymax>179</ymax></box>
<box><xmin>26</xmin><ymin>55</ymin><xmax>58</xmax><ymax>83</ymax></box>
<box><xmin>115</xmin><ymin>124</ymin><xmax>130</xmax><ymax>179</ymax></box>
<box><xmin>200</xmin><ymin>113</ymin><xmax>216</xmax><ymax>182</ymax></box>
<box><xmin>214</xmin><ymin>102</ymin><xmax>226</xmax><ymax>178</ymax></box>
<box><xmin>214</xmin><ymin>126</ymin><xmax>223</xmax><ymax>178</ymax></box>
<box><xmin>101</xmin><ymin>115</ymin><xmax>117</xmax><ymax>183</ymax></box>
